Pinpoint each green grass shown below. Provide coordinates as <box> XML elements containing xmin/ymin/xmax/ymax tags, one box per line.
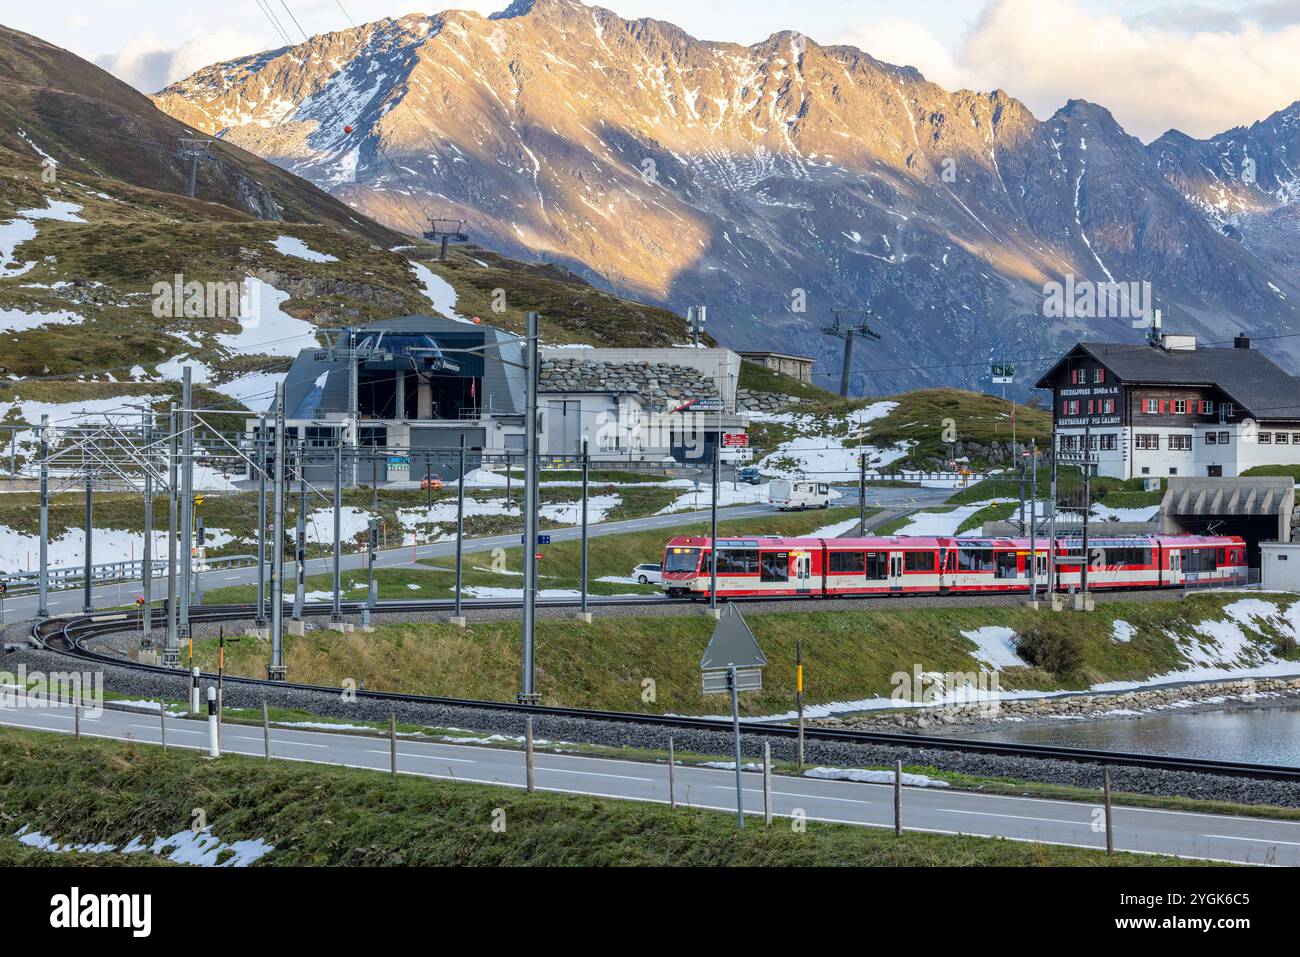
<box><xmin>1241</xmin><ymin>465</ymin><xmax>1300</xmax><ymax>482</ymax></box>
<box><xmin>186</xmin><ymin>592</ymin><xmax>1293</xmax><ymax>716</ymax></box>
<box><xmin>737</xmin><ymin>361</ymin><xmax>843</xmax><ymax>407</ymax></box>
<box><xmin>865</xmin><ymin>389</ymin><xmax>1052</xmax><ymax>471</ymax></box>
<box><xmin>0</xmin><ymin>727</ymin><xmax>1200</xmax><ymax>866</ymax></box>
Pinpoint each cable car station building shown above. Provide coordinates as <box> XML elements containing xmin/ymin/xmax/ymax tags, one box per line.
<box><xmin>248</xmin><ymin>315</ymin><xmax>749</xmax><ymax>485</ymax></box>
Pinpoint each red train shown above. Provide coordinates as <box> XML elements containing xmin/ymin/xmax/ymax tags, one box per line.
<box><xmin>660</xmin><ymin>534</ymin><xmax>1248</xmax><ymax>598</ymax></box>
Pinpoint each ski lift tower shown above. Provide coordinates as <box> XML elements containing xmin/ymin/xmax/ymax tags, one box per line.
<box><xmin>821</xmin><ymin>308</ymin><xmax>882</xmax><ymax>397</ymax></box>
<box><xmin>423</xmin><ymin>218</ymin><xmax>470</xmax><ymax>262</ymax></box>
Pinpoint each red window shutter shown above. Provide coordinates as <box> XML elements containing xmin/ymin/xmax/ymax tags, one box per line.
<box><xmin>1159</xmin><ymin>400</ymin><xmax>1167</xmax><ymax>414</ymax></box>
<box><xmin>1087</xmin><ymin>400</ymin><xmax>1094</xmax><ymax>414</ymax></box>
<box><xmin>1097</xmin><ymin>369</ymin><xmax>1105</xmax><ymax>383</ymax></box>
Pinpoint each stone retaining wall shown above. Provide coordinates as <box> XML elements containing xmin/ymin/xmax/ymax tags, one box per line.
<box><xmin>811</xmin><ymin>675</ymin><xmax>1300</xmax><ymax>731</ymax></box>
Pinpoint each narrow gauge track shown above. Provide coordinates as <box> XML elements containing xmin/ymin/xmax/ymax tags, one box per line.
<box><xmin>28</xmin><ymin>603</ymin><xmax>1300</xmax><ymax>784</ymax></box>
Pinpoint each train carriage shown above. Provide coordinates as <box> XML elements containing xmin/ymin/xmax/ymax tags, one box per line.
<box><xmin>662</xmin><ymin>532</ymin><xmax>1248</xmax><ymax>599</ymax></box>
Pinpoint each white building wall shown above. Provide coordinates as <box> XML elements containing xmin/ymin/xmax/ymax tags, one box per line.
<box><xmin>1261</xmin><ymin>543</ymin><xmax>1300</xmax><ymax>590</ymax></box>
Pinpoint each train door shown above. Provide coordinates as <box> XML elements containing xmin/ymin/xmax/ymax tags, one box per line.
<box><xmin>1168</xmin><ymin>549</ymin><xmax>1182</xmax><ymax>587</ymax></box>
<box><xmin>794</xmin><ymin>552</ymin><xmax>813</xmax><ymax>594</ymax></box>
<box><xmin>1035</xmin><ymin>551</ymin><xmax>1048</xmax><ymax>582</ymax></box>
<box><xmin>888</xmin><ymin>552</ymin><xmax>904</xmax><ymax>591</ymax></box>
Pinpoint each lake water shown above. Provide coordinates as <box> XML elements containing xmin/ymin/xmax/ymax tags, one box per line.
<box><xmin>962</xmin><ymin>702</ymin><xmax>1300</xmax><ymax>767</ymax></box>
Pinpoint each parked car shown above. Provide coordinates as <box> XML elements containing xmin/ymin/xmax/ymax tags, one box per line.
<box><xmin>632</xmin><ymin>562</ymin><xmax>663</xmax><ymax>585</ymax></box>
<box><xmin>420</xmin><ymin>477</ymin><xmax>443</xmax><ymax>491</ymax></box>
<box><xmin>738</xmin><ymin>466</ymin><xmax>762</xmax><ymax>485</ymax></box>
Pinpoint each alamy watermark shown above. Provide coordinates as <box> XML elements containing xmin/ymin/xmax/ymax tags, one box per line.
<box><xmin>1</xmin><ymin>664</ymin><xmax>103</xmax><ymax>716</ymax></box>
<box><xmin>1042</xmin><ymin>273</ymin><xmax>1153</xmax><ymax>328</ymax></box>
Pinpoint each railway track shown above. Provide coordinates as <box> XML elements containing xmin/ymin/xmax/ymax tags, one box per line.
<box><xmin>24</xmin><ymin>602</ymin><xmax>1300</xmax><ymax>784</ymax></box>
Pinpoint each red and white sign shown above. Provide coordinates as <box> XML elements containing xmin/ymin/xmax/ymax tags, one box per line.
<box><xmin>722</xmin><ymin>433</ymin><xmax>749</xmax><ymax>448</ymax></box>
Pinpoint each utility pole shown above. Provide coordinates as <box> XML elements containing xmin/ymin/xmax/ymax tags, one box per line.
<box><xmin>269</xmin><ymin>381</ymin><xmax>287</xmax><ymax>681</ymax></box>
<box><xmin>365</xmin><ymin>518</ymin><xmax>378</xmax><ymax>626</ymax></box>
<box><xmin>1048</xmin><ymin>438</ymin><xmax>1058</xmax><ymax>598</ymax></box>
<box><xmin>142</xmin><ymin>412</ymin><xmax>153</xmax><ymax>646</ymax></box>
<box><xmin>858</xmin><ymin>451</ymin><xmax>867</xmax><ymax>534</ymax></box>
<box><xmin>331</xmin><ymin>434</ymin><xmax>343</xmax><ymax>623</ymax></box>
<box><xmin>821</xmin><ymin>309</ymin><xmax>882</xmax><ymax>398</ymax></box>
<box><xmin>194</xmin><ymin>514</ymin><xmax>204</xmax><ymax>606</ymax></box>
<box><xmin>1080</xmin><ymin>422</ymin><xmax>1093</xmax><ymax>601</ymax></box>
<box><xmin>454</xmin><ymin>438</ymin><xmax>466</xmax><ymax>624</ymax></box>
<box><xmin>82</xmin><ymin>452</ymin><xmax>93</xmax><ymax>614</ymax></box>
<box><xmin>1028</xmin><ymin>439</ymin><xmax>1037</xmax><ymax>601</ymax></box>
<box><xmin>177</xmin><ymin>137</ymin><xmax>210</xmax><ymax>199</ymax></box>
<box><xmin>519</xmin><ymin>311</ymin><xmax>541</xmax><ymax>704</ymax></box>
<box><xmin>37</xmin><ymin>415</ymin><xmax>48</xmax><ymax>619</ymax></box>
<box><xmin>580</xmin><ymin>437</ymin><xmax>590</xmax><ymax>620</ymax></box>
<box><xmin>709</xmin><ymin>430</ymin><xmax>719</xmax><ymax>614</ymax></box>
<box><xmin>164</xmin><ymin>404</ymin><xmax>179</xmax><ymax>664</ymax></box>
<box><xmin>686</xmin><ymin>305</ymin><xmax>706</xmax><ymax>348</ymax></box>
<box><xmin>293</xmin><ymin>451</ymin><xmax>306</xmax><ymax>621</ymax></box>
<box><xmin>256</xmin><ymin>414</ymin><xmax>268</xmax><ymax>627</ymax></box>
<box><xmin>178</xmin><ymin>366</ymin><xmax>193</xmax><ymax>645</ymax></box>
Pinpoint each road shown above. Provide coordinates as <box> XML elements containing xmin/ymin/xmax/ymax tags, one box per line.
<box><xmin>1</xmin><ymin>485</ymin><xmax>947</xmax><ymax>619</ymax></box>
<box><xmin>1</xmin><ymin>696</ymin><xmax>1295</xmax><ymax>865</ymax></box>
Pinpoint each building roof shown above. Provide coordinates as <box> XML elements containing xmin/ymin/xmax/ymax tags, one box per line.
<box><xmin>1035</xmin><ymin>341</ymin><xmax>1300</xmax><ymax>419</ymax></box>
<box><xmin>736</xmin><ymin>350</ymin><xmax>815</xmax><ymax>362</ymax></box>
<box><xmin>276</xmin><ymin>315</ymin><xmax>525</xmax><ymax>420</ymax></box>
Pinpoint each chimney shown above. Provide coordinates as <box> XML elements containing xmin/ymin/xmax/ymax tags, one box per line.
<box><xmin>1234</xmin><ymin>333</ymin><xmax>1251</xmax><ymax>349</ymax></box>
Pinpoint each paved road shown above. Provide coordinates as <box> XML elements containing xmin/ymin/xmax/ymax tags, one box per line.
<box><xmin>1</xmin><ymin>485</ymin><xmax>948</xmax><ymax>619</ymax></box>
<box><xmin>1</xmin><ymin>696</ymin><xmax>1295</xmax><ymax>864</ymax></box>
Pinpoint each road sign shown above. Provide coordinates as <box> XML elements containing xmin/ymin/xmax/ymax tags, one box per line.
<box><xmin>701</xmin><ymin>666</ymin><xmax>763</xmax><ymax>694</ymax></box>
<box><xmin>521</xmin><ymin>534</ymin><xmax>552</xmax><ymax>545</ymax></box>
<box><xmin>723</xmin><ymin>433</ymin><xmax>749</xmax><ymax>448</ymax></box>
<box><xmin>0</xmin><ymin>581</ymin><xmax>6</xmax><ymax>596</ymax></box>
<box><xmin>991</xmin><ymin>362</ymin><xmax>1015</xmax><ymax>384</ymax></box>
<box><xmin>700</xmin><ymin>602</ymin><xmax>768</xmax><ymax>671</ymax></box>
<box><xmin>699</xmin><ymin>602</ymin><xmax>766</xmax><ymax>829</ymax></box>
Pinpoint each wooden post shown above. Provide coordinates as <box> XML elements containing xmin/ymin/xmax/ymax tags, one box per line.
<box><xmin>796</xmin><ymin>640</ymin><xmax>805</xmax><ymax>768</ymax></box>
<box><xmin>894</xmin><ymin>759</ymin><xmax>903</xmax><ymax>835</ymax></box>
<box><xmin>763</xmin><ymin>741</ymin><xmax>773</xmax><ymax>826</ymax></box>
<box><xmin>74</xmin><ymin>704</ymin><xmax>80</xmax><ymax>740</ymax></box>
<box><xmin>525</xmin><ymin>717</ymin><xmax>535</xmax><ymax>793</ymax></box>
<box><xmin>159</xmin><ymin>700</ymin><xmax>166</xmax><ymax>751</ymax></box>
<box><xmin>262</xmin><ymin>700</ymin><xmax>271</xmax><ymax>759</ymax></box>
<box><xmin>1104</xmin><ymin>766</ymin><xmax>1114</xmax><ymax>854</ymax></box>
<box><xmin>668</xmin><ymin>736</ymin><xmax>676</xmax><ymax>810</ymax></box>
<box><xmin>389</xmin><ymin>713</ymin><xmax>397</xmax><ymax>775</ymax></box>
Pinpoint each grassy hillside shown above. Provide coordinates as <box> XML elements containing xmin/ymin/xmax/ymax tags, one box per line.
<box><xmin>188</xmin><ymin>593</ymin><xmax>1298</xmax><ymax>715</ymax></box>
<box><xmin>867</xmin><ymin>389</ymin><xmax>1052</xmax><ymax>470</ymax></box>
<box><xmin>0</xmin><ymin>728</ymin><xmax>1190</xmax><ymax>866</ymax></box>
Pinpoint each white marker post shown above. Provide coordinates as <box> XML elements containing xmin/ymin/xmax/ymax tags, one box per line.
<box><xmin>206</xmin><ymin>687</ymin><xmax>219</xmax><ymax>758</ymax></box>
<box><xmin>190</xmin><ymin>667</ymin><xmax>200</xmax><ymax>714</ymax></box>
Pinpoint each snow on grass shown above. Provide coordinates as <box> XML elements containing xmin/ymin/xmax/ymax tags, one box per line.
<box><xmin>809</xmin><ymin>515</ymin><xmax>861</xmax><ymax>537</ymax></box>
<box><xmin>269</xmin><ymin>235</ymin><xmax>338</xmax><ymax>263</ymax></box>
<box><xmin>960</xmin><ymin>626</ymin><xmax>1027</xmax><ymax>669</ymax></box>
<box><xmin>539</xmin><ymin>494</ymin><xmax>620</xmax><ymax>524</ymax></box>
<box><xmin>756</xmin><ymin>401</ymin><xmax>905</xmax><ymax>480</ymax></box>
<box><xmin>0</xmin><ymin>217</ymin><xmax>38</xmax><ymax>277</ymax></box>
<box><xmin>0</xmin><ymin>525</ymin><xmax>233</xmax><ymax>573</ymax></box>
<box><xmin>804</xmin><ymin>767</ymin><xmax>949</xmax><ymax>788</ymax></box>
<box><xmin>214</xmin><ymin>277</ymin><xmax>320</xmax><ymax>357</ymax></box>
<box><xmin>411</xmin><ymin>263</ymin><xmax>474</xmax><ymax>323</ymax></box>
<box><xmin>212</xmin><ymin>369</ymin><xmax>284</xmax><ymax>412</ymax></box>
<box><xmin>18</xmin><ymin>200</ymin><xmax>86</xmax><ymax>223</ymax></box>
<box><xmin>14</xmin><ymin>824</ymin><xmax>274</xmax><ymax>866</ymax></box>
<box><xmin>1111</xmin><ymin>620</ymin><xmax>1136</xmax><ymax>643</ymax></box>
<box><xmin>293</xmin><ymin>506</ymin><xmax>374</xmax><ymax>545</ymax></box>
<box><xmin>0</xmin><ymin>305</ymin><xmax>83</xmax><ymax>334</ymax></box>
<box><xmin>1091</xmin><ymin>503</ymin><xmax>1160</xmax><ymax>522</ymax></box>
<box><xmin>893</xmin><ymin>503</ymin><xmax>995</xmax><ymax>536</ymax></box>
<box><xmin>656</xmin><ymin>482</ymin><xmax>770</xmax><ymax>513</ymax></box>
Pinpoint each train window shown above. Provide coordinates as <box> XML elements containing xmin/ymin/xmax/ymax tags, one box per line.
<box><xmin>715</xmin><ymin>549</ymin><xmax>759</xmax><ymax>574</ymax></box>
<box><xmin>957</xmin><ymin>548</ymin><xmax>993</xmax><ymax>572</ymax></box>
<box><xmin>865</xmin><ymin>551</ymin><xmax>888</xmax><ymax>580</ymax></box>
<box><xmin>904</xmin><ymin>551</ymin><xmax>935</xmax><ymax>572</ymax></box>
<box><xmin>664</xmin><ymin>548</ymin><xmax>700</xmax><ymax>573</ymax></box>
<box><xmin>760</xmin><ymin>551</ymin><xmax>790</xmax><ymax>583</ymax></box>
<box><xmin>829</xmin><ymin>551</ymin><xmax>865</xmax><ymax>574</ymax></box>
<box><xmin>994</xmin><ymin>552</ymin><xmax>1019</xmax><ymax>578</ymax></box>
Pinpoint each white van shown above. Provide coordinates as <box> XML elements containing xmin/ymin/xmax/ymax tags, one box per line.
<box><xmin>769</xmin><ymin>479</ymin><xmax>832</xmax><ymax>510</ymax></box>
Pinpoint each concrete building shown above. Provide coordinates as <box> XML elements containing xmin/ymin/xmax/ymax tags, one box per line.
<box><xmin>250</xmin><ymin>317</ymin><xmax>750</xmax><ymax>485</ymax></box>
<box><xmin>736</xmin><ymin>351</ymin><xmax>815</xmax><ymax>385</ymax></box>
<box><xmin>1260</xmin><ymin>542</ymin><xmax>1300</xmax><ymax>590</ymax></box>
<box><xmin>1036</xmin><ymin>333</ymin><xmax>1300</xmax><ymax>479</ymax></box>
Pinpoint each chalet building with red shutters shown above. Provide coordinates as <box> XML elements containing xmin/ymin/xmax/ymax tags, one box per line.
<box><xmin>1035</xmin><ymin>333</ymin><xmax>1300</xmax><ymax>479</ymax></box>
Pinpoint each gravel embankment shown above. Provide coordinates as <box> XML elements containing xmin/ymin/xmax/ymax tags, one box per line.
<box><xmin>4</xmin><ymin>609</ymin><xmax>1300</xmax><ymax>810</ymax></box>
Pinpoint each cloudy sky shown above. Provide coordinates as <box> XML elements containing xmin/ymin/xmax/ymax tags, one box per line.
<box><xmin>9</xmin><ymin>0</ymin><xmax>1300</xmax><ymax>140</ymax></box>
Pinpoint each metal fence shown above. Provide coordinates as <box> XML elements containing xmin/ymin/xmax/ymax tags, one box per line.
<box><xmin>0</xmin><ymin>554</ymin><xmax>257</xmax><ymax>597</ymax></box>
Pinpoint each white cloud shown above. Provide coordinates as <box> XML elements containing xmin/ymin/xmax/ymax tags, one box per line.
<box><xmin>94</xmin><ymin>30</ymin><xmax>268</xmax><ymax>94</ymax></box>
<box><xmin>836</xmin><ymin>0</ymin><xmax>1300</xmax><ymax>141</ymax></box>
